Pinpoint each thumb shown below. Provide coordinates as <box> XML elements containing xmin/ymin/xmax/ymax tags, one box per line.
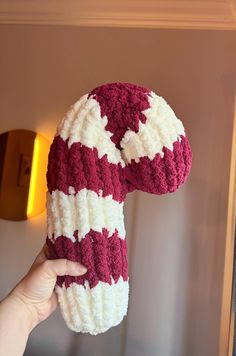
<box><xmin>41</xmin><ymin>259</ymin><xmax>87</xmax><ymax>279</ymax></box>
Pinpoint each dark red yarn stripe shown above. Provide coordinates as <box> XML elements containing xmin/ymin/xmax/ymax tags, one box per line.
<box><xmin>88</xmin><ymin>82</ymin><xmax>151</xmax><ymax>149</ymax></box>
<box><xmin>46</xmin><ymin>228</ymin><xmax>128</xmax><ymax>289</ymax></box>
<box><xmin>124</xmin><ymin>135</ymin><xmax>192</xmax><ymax>194</ymax></box>
<box><xmin>46</xmin><ymin>135</ymin><xmax>127</xmax><ymax>202</ymax></box>
<box><xmin>46</xmin><ymin>134</ymin><xmax>191</xmax><ymax>200</ymax></box>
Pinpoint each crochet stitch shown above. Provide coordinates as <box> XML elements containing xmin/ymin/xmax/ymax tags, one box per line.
<box><xmin>46</xmin><ymin>82</ymin><xmax>192</xmax><ymax>335</ymax></box>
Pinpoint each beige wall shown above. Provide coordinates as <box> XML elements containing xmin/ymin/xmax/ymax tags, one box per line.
<box><xmin>0</xmin><ymin>25</ymin><xmax>235</xmax><ymax>356</ymax></box>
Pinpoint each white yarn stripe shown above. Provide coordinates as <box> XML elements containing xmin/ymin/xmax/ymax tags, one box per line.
<box><xmin>120</xmin><ymin>91</ymin><xmax>186</xmax><ymax>164</ymax></box>
<box><xmin>55</xmin><ymin>92</ymin><xmax>185</xmax><ymax>167</ymax></box>
<box><xmin>46</xmin><ymin>188</ymin><xmax>126</xmax><ymax>242</ymax></box>
<box><xmin>56</xmin><ymin>95</ymin><xmax>125</xmax><ymax>168</ymax></box>
<box><xmin>55</xmin><ymin>94</ymin><xmax>89</xmax><ymax>138</ymax></box>
<box><xmin>56</xmin><ymin>277</ymin><xmax>129</xmax><ymax>335</ymax></box>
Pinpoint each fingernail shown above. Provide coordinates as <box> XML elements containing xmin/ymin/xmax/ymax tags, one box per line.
<box><xmin>75</xmin><ymin>263</ymin><xmax>87</xmax><ymax>274</ymax></box>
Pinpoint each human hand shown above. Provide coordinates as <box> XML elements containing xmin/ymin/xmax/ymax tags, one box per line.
<box><xmin>0</xmin><ymin>244</ymin><xmax>87</xmax><ymax>356</ymax></box>
<box><xmin>8</xmin><ymin>243</ymin><xmax>87</xmax><ymax>330</ymax></box>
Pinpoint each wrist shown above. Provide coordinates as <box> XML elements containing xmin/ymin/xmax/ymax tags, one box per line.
<box><xmin>4</xmin><ymin>291</ymin><xmax>38</xmax><ymax>333</ymax></box>
<box><xmin>0</xmin><ymin>291</ymin><xmax>37</xmax><ymax>356</ymax></box>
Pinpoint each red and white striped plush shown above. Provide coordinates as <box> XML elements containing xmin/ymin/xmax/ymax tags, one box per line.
<box><xmin>46</xmin><ymin>82</ymin><xmax>192</xmax><ymax>335</ymax></box>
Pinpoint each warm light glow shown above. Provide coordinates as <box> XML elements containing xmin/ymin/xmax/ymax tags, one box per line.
<box><xmin>27</xmin><ymin>136</ymin><xmax>40</xmax><ymax>218</ymax></box>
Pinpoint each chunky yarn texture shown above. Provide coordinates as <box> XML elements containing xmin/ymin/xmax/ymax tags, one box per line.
<box><xmin>46</xmin><ymin>82</ymin><xmax>192</xmax><ymax>335</ymax></box>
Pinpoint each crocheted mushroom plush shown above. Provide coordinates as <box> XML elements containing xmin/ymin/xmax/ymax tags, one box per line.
<box><xmin>46</xmin><ymin>82</ymin><xmax>192</xmax><ymax>335</ymax></box>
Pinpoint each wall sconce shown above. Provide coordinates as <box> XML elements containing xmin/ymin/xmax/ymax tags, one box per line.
<box><xmin>0</xmin><ymin>129</ymin><xmax>50</xmax><ymax>221</ymax></box>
